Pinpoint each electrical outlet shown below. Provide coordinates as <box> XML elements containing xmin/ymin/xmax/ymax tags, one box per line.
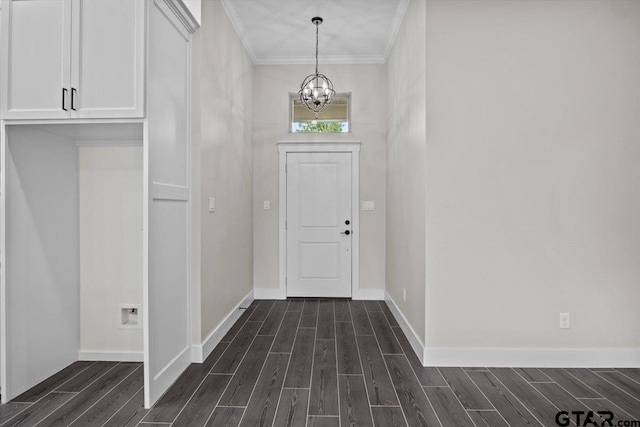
<box><xmin>559</xmin><ymin>313</ymin><xmax>570</xmax><ymax>329</ymax></box>
<box><xmin>263</xmin><ymin>200</ymin><xmax>270</xmax><ymax>210</ymax></box>
<box><xmin>403</xmin><ymin>288</ymin><xmax>407</xmax><ymax>302</ymax></box>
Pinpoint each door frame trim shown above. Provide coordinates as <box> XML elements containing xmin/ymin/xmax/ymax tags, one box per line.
<box><xmin>277</xmin><ymin>142</ymin><xmax>361</xmax><ymax>299</ymax></box>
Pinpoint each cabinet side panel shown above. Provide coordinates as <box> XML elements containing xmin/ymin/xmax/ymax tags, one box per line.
<box><xmin>144</xmin><ymin>0</ymin><xmax>191</xmax><ymax>407</ymax></box>
<box><xmin>5</xmin><ymin>126</ymin><xmax>79</xmax><ymax>401</ymax></box>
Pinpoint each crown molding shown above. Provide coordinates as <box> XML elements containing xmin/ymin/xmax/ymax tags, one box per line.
<box><xmin>219</xmin><ymin>0</ymin><xmax>258</xmax><ymax>64</ymax></box>
<box><xmin>384</xmin><ymin>0</ymin><xmax>410</xmax><ymax>62</ymax></box>
<box><xmin>164</xmin><ymin>0</ymin><xmax>200</xmax><ymax>34</ymax></box>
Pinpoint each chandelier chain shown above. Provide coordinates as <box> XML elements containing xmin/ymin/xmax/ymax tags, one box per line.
<box><xmin>315</xmin><ymin>20</ymin><xmax>319</xmax><ymax>75</ymax></box>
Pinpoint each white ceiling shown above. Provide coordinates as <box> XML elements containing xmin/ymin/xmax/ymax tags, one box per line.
<box><xmin>220</xmin><ymin>0</ymin><xmax>409</xmax><ymax>64</ymax></box>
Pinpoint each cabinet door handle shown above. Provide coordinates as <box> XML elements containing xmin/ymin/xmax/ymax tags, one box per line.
<box><xmin>62</xmin><ymin>88</ymin><xmax>68</xmax><ymax>111</ymax></box>
<box><xmin>71</xmin><ymin>88</ymin><xmax>77</xmax><ymax>111</ymax></box>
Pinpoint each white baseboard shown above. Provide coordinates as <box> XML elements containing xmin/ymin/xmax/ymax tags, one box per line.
<box><xmin>254</xmin><ymin>287</ymin><xmax>384</xmax><ymax>300</ymax></box>
<box><xmin>423</xmin><ymin>347</ymin><xmax>640</xmax><ymax>368</ymax></box>
<box><xmin>353</xmin><ymin>288</ymin><xmax>385</xmax><ymax>300</ymax></box>
<box><xmin>384</xmin><ymin>291</ymin><xmax>425</xmax><ymax>364</ymax></box>
<box><xmin>78</xmin><ymin>351</ymin><xmax>144</xmax><ymax>362</ymax></box>
<box><xmin>254</xmin><ymin>287</ymin><xmax>286</xmax><ymax>300</ymax></box>
<box><xmin>191</xmin><ymin>290</ymin><xmax>254</xmax><ymax>363</ymax></box>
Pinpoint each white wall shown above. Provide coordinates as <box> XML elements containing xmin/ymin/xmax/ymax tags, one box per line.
<box><xmin>253</xmin><ymin>64</ymin><xmax>387</xmax><ymax>296</ymax></box>
<box><xmin>79</xmin><ymin>146</ymin><xmax>143</xmax><ymax>357</ymax></box>
<box><xmin>192</xmin><ymin>0</ymin><xmax>254</xmax><ymax>344</ymax></box>
<box><xmin>386</xmin><ymin>0</ymin><xmax>427</xmax><ymax>344</ymax></box>
<box><xmin>424</xmin><ymin>0</ymin><xmax>640</xmax><ymax>359</ymax></box>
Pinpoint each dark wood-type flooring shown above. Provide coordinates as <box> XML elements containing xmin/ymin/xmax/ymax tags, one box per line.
<box><xmin>2</xmin><ymin>299</ymin><xmax>640</xmax><ymax>426</ymax></box>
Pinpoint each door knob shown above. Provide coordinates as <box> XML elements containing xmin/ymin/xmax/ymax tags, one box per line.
<box><xmin>340</xmin><ymin>230</ymin><xmax>351</xmax><ymax>235</ymax></box>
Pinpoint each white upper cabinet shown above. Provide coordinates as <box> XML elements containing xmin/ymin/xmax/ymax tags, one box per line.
<box><xmin>1</xmin><ymin>0</ymin><xmax>72</xmax><ymax>119</ymax></box>
<box><xmin>71</xmin><ymin>0</ymin><xmax>144</xmax><ymax>118</ymax></box>
<box><xmin>0</xmin><ymin>0</ymin><xmax>144</xmax><ymax>120</ymax></box>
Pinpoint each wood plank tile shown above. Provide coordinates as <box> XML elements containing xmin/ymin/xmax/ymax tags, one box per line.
<box><xmin>102</xmin><ymin>388</ymin><xmax>147</xmax><ymax>427</ymax></box>
<box><xmin>424</xmin><ymin>386</ymin><xmax>475</xmax><ymax>427</ymax></box>
<box><xmin>384</xmin><ymin>355</ymin><xmax>441</xmax><ymax>427</ymax></box>
<box><xmin>467</xmin><ymin>410</ymin><xmax>510</xmax><ymax>427</ymax></box>
<box><xmin>283</xmin><ymin>328</ymin><xmax>315</xmax><ymax>388</ymax></box>
<box><xmin>248</xmin><ymin>300</ymin><xmax>276</xmax><ymax>321</ymax></box>
<box><xmin>211</xmin><ymin>321</ymin><xmax>262</xmax><ymax>374</ymax></box>
<box><xmin>567</xmin><ymin>369</ymin><xmax>640</xmax><ymax>419</ymax></box>
<box><xmin>0</xmin><ymin>404</ymin><xmax>30</xmax><ymax>426</ymax></box>
<box><xmin>466</xmin><ymin>370</ymin><xmax>542</xmax><ymax>427</ymax></box>
<box><xmin>271</xmin><ymin>311</ymin><xmax>302</xmax><ymax>353</ymax></box>
<box><xmin>300</xmin><ymin>299</ymin><xmax>319</xmax><ymax>328</ymax></box>
<box><xmin>204</xmin><ymin>407</ymin><xmax>244</xmax><ymax>427</ymax></box>
<box><xmin>334</xmin><ymin>300</ymin><xmax>351</xmax><ymax>322</ymax></box>
<box><xmin>439</xmin><ymin>367</ymin><xmax>493</xmax><ymax>410</ymax></box>
<box><xmin>3</xmin><ymin>392</ymin><xmax>75</xmax><ymax>427</ymax></box>
<box><xmin>309</xmin><ymin>340</ymin><xmax>339</xmax><ymax>416</ymax></box>
<box><xmin>597</xmin><ymin>371</ymin><xmax>640</xmax><ymax>398</ymax></box>
<box><xmin>514</xmin><ymin>368</ymin><xmax>552</xmax><ymax>383</ymax></box>
<box><xmin>69</xmin><ymin>366</ymin><xmax>143</xmax><ymax>426</ymax></box>
<box><xmin>580</xmin><ymin>398</ymin><xmax>634</xmax><ymax>420</ymax></box>
<box><xmin>489</xmin><ymin>368</ymin><xmax>561</xmax><ymax>425</ymax></box>
<box><xmin>172</xmin><ymin>374</ymin><xmax>231</xmax><ymax>426</ymax></box>
<box><xmin>202</xmin><ymin>341</ymin><xmax>230</xmax><ymax>374</ymax></box>
<box><xmin>143</xmin><ymin>363</ymin><xmax>212</xmax><ymax>423</ymax></box>
<box><xmin>364</xmin><ymin>300</ymin><xmax>383</xmax><ymax>312</ymax></box>
<box><xmin>219</xmin><ymin>335</ymin><xmax>273</xmax><ymax>406</ymax></box>
<box><xmin>356</xmin><ymin>335</ymin><xmax>398</xmax><ymax>406</ymax></box>
<box><xmin>540</xmin><ymin>368</ymin><xmax>601</xmax><ymax>398</ymax></box>
<box><xmin>368</xmin><ymin>312</ymin><xmax>403</xmax><ymax>354</ymax></box>
<box><xmin>221</xmin><ymin>304</ymin><xmax>258</xmax><ymax>343</ymax></box>
<box><xmin>531</xmin><ymin>382</ymin><xmax>591</xmax><ymax>415</ymax></box>
<box><xmin>350</xmin><ymin>300</ymin><xmax>374</xmax><ymax>336</ymax></box>
<box><xmin>380</xmin><ymin>301</ymin><xmax>399</xmax><ymax>327</ymax></box>
<box><xmin>316</xmin><ymin>300</ymin><xmax>335</xmax><ymax>340</ymax></box>
<box><xmin>11</xmin><ymin>361</ymin><xmax>93</xmax><ymax>403</ymax></box>
<box><xmin>392</xmin><ymin>326</ymin><xmax>446</xmax><ymax>387</ymax></box>
<box><xmin>308</xmin><ymin>416</ymin><xmax>339</xmax><ymax>427</ymax></box>
<box><xmin>339</xmin><ymin>375</ymin><xmax>374</xmax><ymax>427</ymax></box>
<box><xmin>273</xmin><ymin>389</ymin><xmax>309</xmax><ymax>427</ymax></box>
<box><xmin>39</xmin><ymin>363</ymin><xmax>139</xmax><ymax>426</ymax></box>
<box><xmin>618</xmin><ymin>368</ymin><xmax>640</xmax><ymax>384</ymax></box>
<box><xmin>286</xmin><ymin>299</ymin><xmax>305</xmax><ymax>312</ymax></box>
<box><xmin>336</xmin><ymin>322</ymin><xmax>362</xmax><ymax>374</ymax></box>
<box><xmin>56</xmin><ymin>361</ymin><xmax>118</xmax><ymax>392</ymax></box>
<box><xmin>239</xmin><ymin>353</ymin><xmax>290</xmax><ymax>427</ymax></box>
<box><xmin>259</xmin><ymin>300</ymin><xmax>288</xmax><ymax>335</ymax></box>
<box><xmin>371</xmin><ymin>406</ymin><xmax>407</xmax><ymax>427</ymax></box>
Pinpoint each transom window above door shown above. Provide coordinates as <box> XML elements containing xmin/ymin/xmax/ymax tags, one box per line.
<box><xmin>290</xmin><ymin>93</ymin><xmax>350</xmax><ymax>133</ymax></box>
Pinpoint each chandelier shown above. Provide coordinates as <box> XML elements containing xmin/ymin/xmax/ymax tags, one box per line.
<box><xmin>298</xmin><ymin>17</ymin><xmax>335</xmax><ymax>118</ymax></box>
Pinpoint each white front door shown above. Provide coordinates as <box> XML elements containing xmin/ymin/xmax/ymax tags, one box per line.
<box><xmin>286</xmin><ymin>152</ymin><xmax>352</xmax><ymax>298</ymax></box>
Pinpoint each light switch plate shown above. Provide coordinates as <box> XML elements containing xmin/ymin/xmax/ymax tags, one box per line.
<box><xmin>264</xmin><ymin>200</ymin><xmax>270</xmax><ymax>210</ymax></box>
<box><xmin>209</xmin><ymin>197</ymin><xmax>215</xmax><ymax>213</ymax></box>
<box><xmin>362</xmin><ymin>201</ymin><xmax>375</xmax><ymax>211</ymax></box>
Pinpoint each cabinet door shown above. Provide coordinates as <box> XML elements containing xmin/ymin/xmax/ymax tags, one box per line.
<box><xmin>70</xmin><ymin>0</ymin><xmax>144</xmax><ymax>118</ymax></box>
<box><xmin>0</xmin><ymin>0</ymin><xmax>72</xmax><ymax>120</ymax></box>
